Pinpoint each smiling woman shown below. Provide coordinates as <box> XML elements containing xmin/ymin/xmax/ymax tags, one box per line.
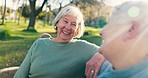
<box><xmin>54</xmin><ymin>15</ymin><xmax>78</xmax><ymax>42</ymax></box>
<box><xmin>52</xmin><ymin>6</ymin><xmax>84</xmax><ymax>42</ymax></box>
<box><xmin>13</xmin><ymin>5</ymin><xmax>100</xmax><ymax>78</ymax></box>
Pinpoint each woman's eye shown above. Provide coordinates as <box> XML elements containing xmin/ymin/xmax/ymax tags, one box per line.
<box><xmin>71</xmin><ymin>24</ymin><xmax>76</xmax><ymax>27</ymax></box>
<box><xmin>64</xmin><ymin>20</ymin><xmax>68</xmax><ymax>23</ymax></box>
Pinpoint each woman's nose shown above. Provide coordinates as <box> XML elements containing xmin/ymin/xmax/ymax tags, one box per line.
<box><xmin>65</xmin><ymin>24</ymin><xmax>71</xmax><ymax>29</ymax></box>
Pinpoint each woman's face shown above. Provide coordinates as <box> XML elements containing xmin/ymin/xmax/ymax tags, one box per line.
<box><xmin>55</xmin><ymin>15</ymin><xmax>78</xmax><ymax>42</ymax></box>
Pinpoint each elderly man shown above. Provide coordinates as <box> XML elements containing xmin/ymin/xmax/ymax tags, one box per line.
<box><xmin>86</xmin><ymin>1</ymin><xmax>148</xmax><ymax>78</ymax></box>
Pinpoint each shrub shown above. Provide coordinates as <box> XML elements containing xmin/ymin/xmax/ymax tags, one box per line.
<box><xmin>98</xmin><ymin>16</ymin><xmax>107</xmax><ymax>28</ymax></box>
<box><xmin>84</xmin><ymin>30</ymin><xmax>92</xmax><ymax>35</ymax></box>
<box><xmin>0</xmin><ymin>29</ymin><xmax>10</xmax><ymax>40</ymax></box>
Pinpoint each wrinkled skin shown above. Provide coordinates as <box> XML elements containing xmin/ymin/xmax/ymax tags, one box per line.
<box><xmin>85</xmin><ymin>52</ymin><xmax>105</xmax><ymax>78</ymax></box>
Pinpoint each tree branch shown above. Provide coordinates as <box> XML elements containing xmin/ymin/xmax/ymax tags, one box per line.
<box><xmin>29</xmin><ymin>0</ymin><xmax>36</xmax><ymax>13</ymax></box>
<box><xmin>35</xmin><ymin>0</ymin><xmax>47</xmax><ymax>16</ymax></box>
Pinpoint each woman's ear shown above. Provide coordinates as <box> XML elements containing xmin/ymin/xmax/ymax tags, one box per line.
<box><xmin>54</xmin><ymin>26</ymin><xmax>57</xmax><ymax>30</ymax></box>
<box><xmin>54</xmin><ymin>21</ymin><xmax>59</xmax><ymax>31</ymax></box>
<box><xmin>123</xmin><ymin>21</ymin><xmax>140</xmax><ymax>41</ymax></box>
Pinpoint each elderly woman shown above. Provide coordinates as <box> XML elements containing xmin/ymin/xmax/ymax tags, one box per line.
<box><xmin>96</xmin><ymin>1</ymin><xmax>148</xmax><ymax>78</ymax></box>
<box><xmin>13</xmin><ymin>6</ymin><xmax>104</xmax><ymax>78</ymax></box>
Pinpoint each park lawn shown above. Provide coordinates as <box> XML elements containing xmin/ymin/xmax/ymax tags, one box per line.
<box><xmin>83</xmin><ymin>26</ymin><xmax>102</xmax><ymax>45</ymax></box>
<box><xmin>0</xmin><ymin>21</ymin><xmax>102</xmax><ymax>69</ymax></box>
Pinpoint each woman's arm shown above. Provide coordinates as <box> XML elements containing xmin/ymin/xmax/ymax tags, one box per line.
<box><xmin>13</xmin><ymin>40</ymin><xmax>37</xmax><ymax>78</ymax></box>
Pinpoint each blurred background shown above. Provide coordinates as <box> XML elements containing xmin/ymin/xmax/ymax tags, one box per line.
<box><xmin>0</xmin><ymin>0</ymin><xmax>141</xmax><ymax>77</ymax></box>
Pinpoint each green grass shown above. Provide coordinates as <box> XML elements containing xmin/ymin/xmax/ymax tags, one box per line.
<box><xmin>0</xmin><ymin>21</ymin><xmax>39</xmax><ymax>68</ymax></box>
<box><xmin>0</xmin><ymin>21</ymin><xmax>102</xmax><ymax>69</ymax></box>
<box><xmin>0</xmin><ymin>38</ymin><xmax>36</xmax><ymax>67</ymax></box>
<box><xmin>81</xmin><ymin>26</ymin><xmax>102</xmax><ymax>45</ymax></box>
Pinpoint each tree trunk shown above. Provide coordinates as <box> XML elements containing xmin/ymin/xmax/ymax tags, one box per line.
<box><xmin>27</xmin><ymin>0</ymin><xmax>36</xmax><ymax>29</ymax></box>
<box><xmin>46</xmin><ymin>12</ymin><xmax>50</xmax><ymax>24</ymax></box>
<box><xmin>24</xmin><ymin>17</ymin><xmax>27</xmax><ymax>23</ymax></box>
<box><xmin>1</xmin><ymin>0</ymin><xmax>6</xmax><ymax>25</ymax></box>
<box><xmin>27</xmin><ymin>0</ymin><xmax>47</xmax><ymax>30</ymax></box>
<box><xmin>27</xmin><ymin>14</ymin><xmax>36</xmax><ymax>29</ymax></box>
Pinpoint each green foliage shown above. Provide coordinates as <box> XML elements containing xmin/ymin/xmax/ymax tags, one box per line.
<box><xmin>80</xmin><ymin>36</ymin><xmax>102</xmax><ymax>46</ymax></box>
<box><xmin>81</xmin><ymin>27</ymin><xmax>102</xmax><ymax>45</ymax></box>
<box><xmin>84</xmin><ymin>30</ymin><xmax>92</xmax><ymax>35</ymax></box>
<box><xmin>98</xmin><ymin>16</ymin><xmax>107</xmax><ymax>28</ymax></box>
<box><xmin>22</xmin><ymin>5</ymin><xmax>31</xmax><ymax>18</ymax></box>
<box><xmin>74</xmin><ymin>0</ymin><xmax>111</xmax><ymax>28</ymax></box>
<box><xmin>37</xmin><ymin>11</ymin><xmax>46</xmax><ymax>19</ymax></box>
<box><xmin>0</xmin><ymin>29</ymin><xmax>10</xmax><ymax>40</ymax></box>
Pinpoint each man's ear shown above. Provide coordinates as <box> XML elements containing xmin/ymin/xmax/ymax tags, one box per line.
<box><xmin>123</xmin><ymin>21</ymin><xmax>140</xmax><ymax>41</ymax></box>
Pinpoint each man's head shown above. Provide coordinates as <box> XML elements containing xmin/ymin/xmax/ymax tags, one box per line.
<box><xmin>100</xmin><ymin>1</ymin><xmax>148</xmax><ymax>69</ymax></box>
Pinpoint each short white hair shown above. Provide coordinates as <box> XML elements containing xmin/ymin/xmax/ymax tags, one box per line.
<box><xmin>109</xmin><ymin>1</ymin><xmax>148</xmax><ymax>40</ymax></box>
<box><xmin>109</xmin><ymin>1</ymin><xmax>148</xmax><ymax>26</ymax></box>
<box><xmin>53</xmin><ymin>6</ymin><xmax>85</xmax><ymax>38</ymax></box>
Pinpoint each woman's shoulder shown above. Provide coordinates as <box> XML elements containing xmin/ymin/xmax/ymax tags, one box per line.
<box><xmin>34</xmin><ymin>38</ymin><xmax>51</xmax><ymax>45</ymax></box>
<box><xmin>74</xmin><ymin>39</ymin><xmax>90</xmax><ymax>44</ymax></box>
<box><xmin>36</xmin><ymin>38</ymin><xmax>50</xmax><ymax>41</ymax></box>
<box><xmin>74</xmin><ymin>39</ymin><xmax>99</xmax><ymax>48</ymax></box>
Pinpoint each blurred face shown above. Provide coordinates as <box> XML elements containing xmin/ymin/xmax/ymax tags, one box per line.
<box><xmin>56</xmin><ymin>15</ymin><xmax>78</xmax><ymax>42</ymax></box>
<box><xmin>99</xmin><ymin>23</ymin><xmax>130</xmax><ymax>61</ymax></box>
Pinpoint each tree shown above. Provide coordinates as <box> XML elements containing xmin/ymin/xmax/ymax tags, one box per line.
<box><xmin>46</xmin><ymin>0</ymin><xmax>64</xmax><ymax>19</ymax></box>
<box><xmin>71</xmin><ymin>0</ymin><xmax>102</xmax><ymax>26</ymax></box>
<box><xmin>22</xmin><ymin>5</ymin><xmax>30</xmax><ymax>23</ymax></box>
<box><xmin>70</xmin><ymin>0</ymin><xmax>111</xmax><ymax>27</ymax></box>
<box><xmin>1</xmin><ymin>0</ymin><xmax>6</xmax><ymax>25</ymax></box>
<box><xmin>27</xmin><ymin>0</ymin><xmax>47</xmax><ymax>30</ymax></box>
<box><xmin>43</xmin><ymin>0</ymin><xmax>65</xmax><ymax>25</ymax></box>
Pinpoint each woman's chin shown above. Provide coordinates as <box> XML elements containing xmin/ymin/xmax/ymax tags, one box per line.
<box><xmin>60</xmin><ymin>34</ymin><xmax>73</xmax><ymax>41</ymax></box>
<box><xmin>59</xmin><ymin>37</ymin><xmax>72</xmax><ymax>42</ymax></box>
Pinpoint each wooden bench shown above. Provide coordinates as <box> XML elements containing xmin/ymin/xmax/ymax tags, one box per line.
<box><xmin>0</xmin><ymin>67</ymin><xmax>19</xmax><ymax>78</ymax></box>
